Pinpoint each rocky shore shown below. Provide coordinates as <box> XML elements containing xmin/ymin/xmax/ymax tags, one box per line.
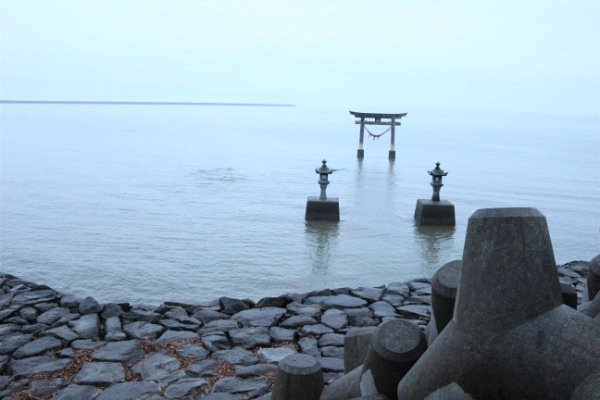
<box><xmin>0</xmin><ymin>261</ymin><xmax>589</xmax><ymax>399</ymax></box>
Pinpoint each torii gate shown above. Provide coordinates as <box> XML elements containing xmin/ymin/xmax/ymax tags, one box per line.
<box><xmin>350</xmin><ymin>111</ymin><xmax>407</xmax><ymax>160</ymax></box>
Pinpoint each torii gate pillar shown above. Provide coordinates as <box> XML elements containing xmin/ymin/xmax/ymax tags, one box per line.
<box><xmin>350</xmin><ymin>111</ymin><xmax>407</xmax><ymax>160</ymax></box>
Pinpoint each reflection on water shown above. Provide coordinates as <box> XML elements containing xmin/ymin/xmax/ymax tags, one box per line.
<box><xmin>413</xmin><ymin>224</ymin><xmax>456</xmax><ymax>274</ymax></box>
<box><xmin>305</xmin><ymin>221</ymin><xmax>340</xmax><ymax>274</ymax></box>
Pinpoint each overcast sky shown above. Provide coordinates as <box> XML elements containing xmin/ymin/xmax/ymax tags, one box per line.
<box><xmin>1</xmin><ymin>0</ymin><xmax>598</xmax><ymax>115</ymax></box>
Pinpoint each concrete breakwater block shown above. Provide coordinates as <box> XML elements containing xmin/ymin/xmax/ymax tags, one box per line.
<box><xmin>343</xmin><ymin>327</ymin><xmax>376</xmax><ymax>373</ymax></box>
<box><xmin>271</xmin><ymin>353</ymin><xmax>323</xmax><ymax>400</ymax></box>
<box><xmin>430</xmin><ymin>259</ymin><xmax>461</xmax><ymax>334</ymax></box>
<box><xmin>397</xmin><ymin>208</ymin><xmax>600</xmax><ymax>400</ymax></box>
<box><xmin>321</xmin><ymin>319</ymin><xmax>426</xmax><ymax>400</ymax></box>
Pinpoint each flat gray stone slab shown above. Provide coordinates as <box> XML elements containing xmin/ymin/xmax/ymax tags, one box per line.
<box><xmin>200</xmin><ymin>319</ymin><xmax>240</xmax><ymax>334</ymax></box>
<box><xmin>280</xmin><ymin>315</ymin><xmax>318</xmax><ymax>328</ymax></box>
<box><xmin>287</xmin><ymin>302</ymin><xmax>322</xmax><ymax>317</ymax></box>
<box><xmin>41</xmin><ymin>325</ymin><xmax>79</xmax><ymax>343</ymax></box>
<box><xmin>52</xmin><ymin>384</ymin><xmax>103</xmax><ymax>400</ymax></box>
<box><xmin>318</xmin><ymin>333</ymin><xmax>345</xmax><ymax>347</ymax></box>
<box><xmin>269</xmin><ymin>326</ymin><xmax>296</xmax><ymax>342</ymax></box>
<box><xmin>229</xmin><ymin>327</ymin><xmax>271</xmax><ymax>348</ymax></box>
<box><xmin>257</xmin><ymin>346</ymin><xmax>296</xmax><ymax>363</ymax></box>
<box><xmin>213</xmin><ymin>347</ymin><xmax>259</xmax><ymax>366</ymax></box>
<box><xmin>397</xmin><ymin>304</ymin><xmax>431</xmax><ymax>319</ymax></box>
<box><xmin>370</xmin><ymin>301</ymin><xmax>397</xmax><ymax>318</ymax></box>
<box><xmin>305</xmin><ymin>294</ymin><xmax>368</xmax><ymax>310</ymax></box>
<box><xmin>11</xmin><ymin>290</ymin><xmax>56</xmax><ymax>306</ymax></box>
<box><xmin>13</xmin><ymin>336</ymin><xmax>62</xmax><ymax>359</ymax></box>
<box><xmin>212</xmin><ymin>376</ymin><xmax>270</xmax><ymax>396</ymax></box>
<box><xmin>122</xmin><ymin>309</ymin><xmax>161</xmax><ymax>324</ymax></box>
<box><xmin>318</xmin><ymin>356</ymin><xmax>344</xmax><ymax>372</ymax></box>
<box><xmin>164</xmin><ymin>377</ymin><xmax>209</xmax><ymax>398</ymax></box>
<box><xmin>92</xmin><ymin>340</ymin><xmax>144</xmax><ymax>364</ymax></box>
<box><xmin>10</xmin><ymin>356</ymin><xmax>71</xmax><ymax>377</ymax></box>
<box><xmin>232</xmin><ymin>307</ymin><xmax>286</xmax><ymax>327</ymax></box>
<box><xmin>123</xmin><ymin>321</ymin><xmax>164</xmax><ymax>339</ymax></box>
<box><xmin>75</xmin><ymin>362</ymin><xmax>125</xmax><ymax>384</ymax></box>
<box><xmin>28</xmin><ymin>378</ymin><xmax>68</xmax><ymax>398</ymax></box>
<box><xmin>96</xmin><ymin>381</ymin><xmax>161</xmax><ymax>400</ymax></box>
<box><xmin>69</xmin><ymin>314</ymin><xmax>100</xmax><ymax>340</ymax></box>
<box><xmin>176</xmin><ymin>344</ymin><xmax>209</xmax><ymax>361</ymax></box>
<box><xmin>155</xmin><ymin>329</ymin><xmax>198</xmax><ymax>345</ymax></box>
<box><xmin>301</xmin><ymin>323</ymin><xmax>334</xmax><ymax>336</ymax></box>
<box><xmin>186</xmin><ymin>359</ymin><xmax>219</xmax><ymax>377</ymax></box>
<box><xmin>37</xmin><ymin>307</ymin><xmax>70</xmax><ymax>325</ymax></box>
<box><xmin>235</xmin><ymin>363</ymin><xmax>279</xmax><ymax>378</ymax></box>
<box><xmin>321</xmin><ymin>308</ymin><xmax>348</xmax><ymax>330</ymax></box>
<box><xmin>0</xmin><ymin>333</ymin><xmax>33</xmax><ymax>355</ymax></box>
<box><xmin>351</xmin><ymin>287</ymin><xmax>385</xmax><ymax>302</ymax></box>
<box><xmin>132</xmin><ymin>352</ymin><xmax>181</xmax><ymax>381</ymax></box>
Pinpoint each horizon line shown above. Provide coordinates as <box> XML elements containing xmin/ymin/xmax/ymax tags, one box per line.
<box><xmin>0</xmin><ymin>100</ymin><xmax>295</xmax><ymax>107</ymax></box>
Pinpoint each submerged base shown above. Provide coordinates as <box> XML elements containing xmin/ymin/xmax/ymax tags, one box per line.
<box><xmin>357</xmin><ymin>149</ymin><xmax>365</xmax><ymax>159</ymax></box>
<box><xmin>389</xmin><ymin>150</ymin><xmax>396</xmax><ymax>160</ymax></box>
<box><xmin>306</xmin><ymin>197</ymin><xmax>340</xmax><ymax>221</ymax></box>
<box><xmin>414</xmin><ymin>199</ymin><xmax>455</xmax><ymax>226</ymax></box>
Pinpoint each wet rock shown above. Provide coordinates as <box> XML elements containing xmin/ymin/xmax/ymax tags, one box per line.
<box><xmin>186</xmin><ymin>359</ymin><xmax>219</xmax><ymax>377</ymax></box>
<box><xmin>200</xmin><ymin>319</ymin><xmax>240</xmax><ymax>334</ymax></box>
<box><xmin>59</xmin><ymin>294</ymin><xmax>82</xmax><ymax>310</ymax></box>
<box><xmin>298</xmin><ymin>336</ymin><xmax>320</xmax><ymax>357</ymax></box>
<box><xmin>318</xmin><ymin>356</ymin><xmax>344</xmax><ymax>372</ymax></box>
<box><xmin>256</xmin><ymin>295</ymin><xmax>290</xmax><ymax>308</ymax></box>
<box><xmin>18</xmin><ymin>306</ymin><xmax>38</xmax><ymax>323</ymax></box>
<box><xmin>71</xmin><ymin>339</ymin><xmax>105</xmax><ymax>350</ymax></box>
<box><xmin>345</xmin><ymin>307</ymin><xmax>378</xmax><ymax>327</ymax></box>
<box><xmin>318</xmin><ymin>333</ymin><xmax>345</xmax><ymax>347</ymax></box>
<box><xmin>40</xmin><ymin>325</ymin><xmax>79</xmax><ymax>344</ymax></box>
<box><xmin>397</xmin><ymin>304</ymin><xmax>431</xmax><ymax>319</ymax></box>
<box><xmin>122</xmin><ymin>309</ymin><xmax>161</xmax><ymax>324</ymax></box>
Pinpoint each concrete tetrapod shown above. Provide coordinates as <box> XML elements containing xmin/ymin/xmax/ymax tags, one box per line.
<box><xmin>321</xmin><ymin>319</ymin><xmax>426</xmax><ymax>400</ymax></box>
<box><xmin>397</xmin><ymin>208</ymin><xmax>600</xmax><ymax>400</ymax></box>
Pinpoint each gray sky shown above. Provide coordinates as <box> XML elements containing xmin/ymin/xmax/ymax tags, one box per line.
<box><xmin>1</xmin><ymin>0</ymin><xmax>598</xmax><ymax>114</ymax></box>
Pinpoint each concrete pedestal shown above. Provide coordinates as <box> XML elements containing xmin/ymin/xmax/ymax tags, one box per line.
<box><xmin>305</xmin><ymin>197</ymin><xmax>340</xmax><ymax>221</ymax></box>
<box><xmin>414</xmin><ymin>199</ymin><xmax>455</xmax><ymax>226</ymax></box>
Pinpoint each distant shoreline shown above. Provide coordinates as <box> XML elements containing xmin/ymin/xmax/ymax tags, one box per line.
<box><xmin>0</xmin><ymin>100</ymin><xmax>295</xmax><ymax>107</ymax></box>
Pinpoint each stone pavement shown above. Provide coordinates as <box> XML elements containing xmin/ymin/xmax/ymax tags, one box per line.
<box><xmin>0</xmin><ymin>261</ymin><xmax>589</xmax><ymax>399</ymax></box>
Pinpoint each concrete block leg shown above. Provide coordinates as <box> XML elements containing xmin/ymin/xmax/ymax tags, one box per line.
<box><xmin>431</xmin><ymin>260</ymin><xmax>461</xmax><ymax>333</ymax></box>
<box><xmin>362</xmin><ymin>319</ymin><xmax>426</xmax><ymax>400</ymax></box>
<box><xmin>272</xmin><ymin>353</ymin><xmax>323</xmax><ymax>400</ymax></box>
<box><xmin>344</xmin><ymin>327</ymin><xmax>376</xmax><ymax>373</ymax></box>
<box><xmin>587</xmin><ymin>254</ymin><xmax>600</xmax><ymax>301</ymax></box>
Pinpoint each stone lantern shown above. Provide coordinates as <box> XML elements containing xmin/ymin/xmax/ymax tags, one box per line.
<box><xmin>316</xmin><ymin>159</ymin><xmax>333</xmax><ymax>200</ymax></box>
<box><xmin>414</xmin><ymin>162</ymin><xmax>455</xmax><ymax>226</ymax></box>
<box><xmin>305</xmin><ymin>159</ymin><xmax>340</xmax><ymax>221</ymax></box>
<box><xmin>428</xmin><ymin>162</ymin><xmax>448</xmax><ymax>201</ymax></box>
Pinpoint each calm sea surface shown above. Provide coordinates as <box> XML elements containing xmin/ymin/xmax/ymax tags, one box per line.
<box><xmin>1</xmin><ymin>104</ymin><xmax>598</xmax><ymax>305</ymax></box>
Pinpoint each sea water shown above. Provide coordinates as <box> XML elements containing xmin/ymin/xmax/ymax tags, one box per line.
<box><xmin>1</xmin><ymin>103</ymin><xmax>598</xmax><ymax>304</ymax></box>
